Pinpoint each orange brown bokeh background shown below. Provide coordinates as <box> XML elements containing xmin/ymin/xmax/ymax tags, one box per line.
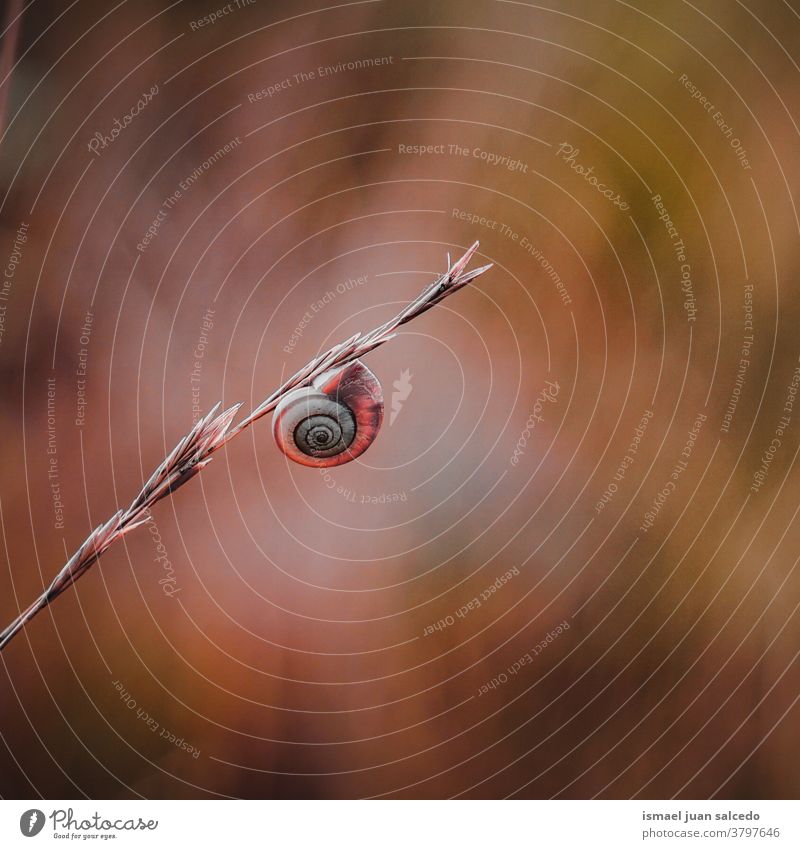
<box><xmin>1</xmin><ymin>0</ymin><xmax>799</xmax><ymax>798</ymax></box>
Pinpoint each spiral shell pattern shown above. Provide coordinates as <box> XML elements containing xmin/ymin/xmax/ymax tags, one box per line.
<box><xmin>272</xmin><ymin>360</ymin><xmax>384</xmax><ymax>467</ymax></box>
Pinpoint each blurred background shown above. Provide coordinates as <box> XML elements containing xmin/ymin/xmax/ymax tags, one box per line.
<box><xmin>0</xmin><ymin>0</ymin><xmax>799</xmax><ymax>799</ymax></box>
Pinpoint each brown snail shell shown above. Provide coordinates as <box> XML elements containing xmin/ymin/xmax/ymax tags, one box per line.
<box><xmin>272</xmin><ymin>360</ymin><xmax>384</xmax><ymax>467</ymax></box>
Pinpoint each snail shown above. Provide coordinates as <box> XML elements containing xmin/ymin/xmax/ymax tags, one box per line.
<box><xmin>272</xmin><ymin>359</ymin><xmax>384</xmax><ymax>467</ymax></box>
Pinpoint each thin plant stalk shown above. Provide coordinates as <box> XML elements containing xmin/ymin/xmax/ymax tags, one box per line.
<box><xmin>0</xmin><ymin>243</ymin><xmax>492</xmax><ymax>651</ymax></box>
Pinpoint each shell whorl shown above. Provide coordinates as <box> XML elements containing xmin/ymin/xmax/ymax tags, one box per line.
<box><xmin>272</xmin><ymin>360</ymin><xmax>384</xmax><ymax>467</ymax></box>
